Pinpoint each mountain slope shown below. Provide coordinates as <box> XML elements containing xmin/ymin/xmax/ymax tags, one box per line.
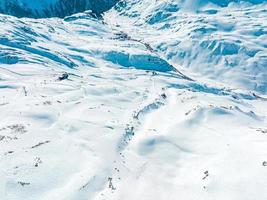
<box><xmin>106</xmin><ymin>0</ymin><xmax>267</xmax><ymax>93</ymax></box>
<box><xmin>0</xmin><ymin>1</ymin><xmax>267</xmax><ymax>200</ymax></box>
<box><xmin>0</xmin><ymin>0</ymin><xmax>118</xmax><ymax>18</ymax></box>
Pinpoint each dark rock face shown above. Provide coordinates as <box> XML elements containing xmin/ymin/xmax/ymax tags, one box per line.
<box><xmin>0</xmin><ymin>0</ymin><xmax>118</xmax><ymax>18</ymax></box>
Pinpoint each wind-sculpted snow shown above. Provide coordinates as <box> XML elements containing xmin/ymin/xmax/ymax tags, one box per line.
<box><xmin>106</xmin><ymin>0</ymin><xmax>267</xmax><ymax>93</ymax></box>
<box><xmin>0</xmin><ymin>0</ymin><xmax>118</xmax><ymax>18</ymax></box>
<box><xmin>1</xmin><ymin>1</ymin><xmax>267</xmax><ymax>200</ymax></box>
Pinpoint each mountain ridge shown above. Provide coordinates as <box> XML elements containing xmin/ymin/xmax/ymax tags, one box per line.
<box><xmin>0</xmin><ymin>0</ymin><xmax>118</xmax><ymax>18</ymax></box>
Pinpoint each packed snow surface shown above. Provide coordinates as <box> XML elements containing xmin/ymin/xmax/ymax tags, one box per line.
<box><xmin>0</xmin><ymin>0</ymin><xmax>267</xmax><ymax>200</ymax></box>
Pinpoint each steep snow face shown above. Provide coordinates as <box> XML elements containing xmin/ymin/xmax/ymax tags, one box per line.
<box><xmin>0</xmin><ymin>0</ymin><xmax>118</xmax><ymax>18</ymax></box>
<box><xmin>105</xmin><ymin>0</ymin><xmax>267</xmax><ymax>93</ymax></box>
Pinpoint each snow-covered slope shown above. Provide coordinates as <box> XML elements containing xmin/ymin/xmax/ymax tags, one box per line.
<box><xmin>0</xmin><ymin>1</ymin><xmax>267</xmax><ymax>200</ymax></box>
<box><xmin>106</xmin><ymin>0</ymin><xmax>267</xmax><ymax>93</ymax></box>
<box><xmin>0</xmin><ymin>0</ymin><xmax>118</xmax><ymax>18</ymax></box>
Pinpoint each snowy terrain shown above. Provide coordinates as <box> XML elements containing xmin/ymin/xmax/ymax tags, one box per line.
<box><xmin>0</xmin><ymin>0</ymin><xmax>117</xmax><ymax>18</ymax></box>
<box><xmin>0</xmin><ymin>0</ymin><xmax>267</xmax><ymax>199</ymax></box>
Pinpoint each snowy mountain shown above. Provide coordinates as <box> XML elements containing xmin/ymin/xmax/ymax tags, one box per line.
<box><xmin>0</xmin><ymin>0</ymin><xmax>267</xmax><ymax>200</ymax></box>
<box><xmin>107</xmin><ymin>0</ymin><xmax>267</xmax><ymax>93</ymax></box>
<box><xmin>0</xmin><ymin>0</ymin><xmax>118</xmax><ymax>18</ymax></box>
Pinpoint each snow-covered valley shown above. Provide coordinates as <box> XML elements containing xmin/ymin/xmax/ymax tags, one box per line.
<box><xmin>0</xmin><ymin>0</ymin><xmax>267</xmax><ymax>199</ymax></box>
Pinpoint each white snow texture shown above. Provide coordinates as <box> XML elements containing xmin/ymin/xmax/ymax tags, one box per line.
<box><xmin>0</xmin><ymin>0</ymin><xmax>267</xmax><ymax>200</ymax></box>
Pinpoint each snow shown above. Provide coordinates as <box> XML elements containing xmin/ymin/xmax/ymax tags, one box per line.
<box><xmin>0</xmin><ymin>0</ymin><xmax>118</xmax><ymax>18</ymax></box>
<box><xmin>0</xmin><ymin>0</ymin><xmax>267</xmax><ymax>200</ymax></box>
<box><xmin>106</xmin><ymin>0</ymin><xmax>267</xmax><ymax>93</ymax></box>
